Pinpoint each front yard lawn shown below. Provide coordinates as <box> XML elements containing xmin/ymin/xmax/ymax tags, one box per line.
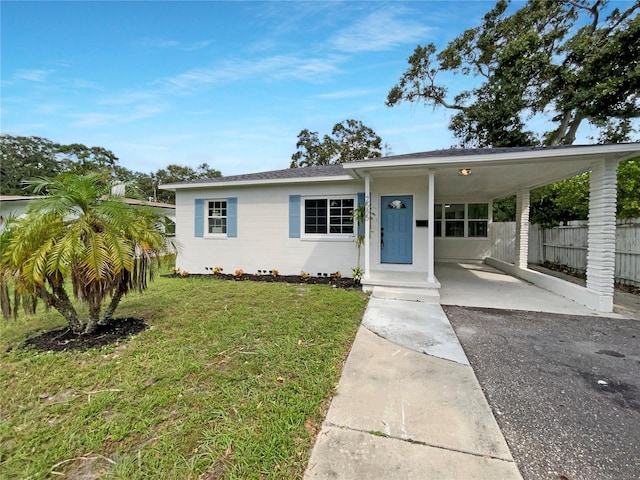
<box><xmin>0</xmin><ymin>277</ymin><xmax>368</xmax><ymax>479</ymax></box>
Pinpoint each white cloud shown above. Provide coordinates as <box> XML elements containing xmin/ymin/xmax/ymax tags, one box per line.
<box><xmin>157</xmin><ymin>54</ymin><xmax>346</xmax><ymax>94</ymax></box>
<box><xmin>329</xmin><ymin>9</ymin><xmax>431</xmax><ymax>53</ymax></box>
<box><xmin>35</xmin><ymin>103</ymin><xmax>67</xmax><ymax>114</ymax></box>
<box><xmin>99</xmin><ymin>91</ymin><xmax>157</xmax><ymax>106</ymax></box>
<box><xmin>70</xmin><ymin>103</ymin><xmax>165</xmax><ymax>127</ymax></box>
<box><xmin>315</xmin><ymin>88</ymin><xmax>377</xmax><ymax>99</ymax></box>
<box><xmin>71</xmin><ymin>112</ymin><xmax>117</xmax><ymax>127</ymax></box>
<box><xmin>135</xmin><ymin>37</ymin><xmax>212</xmax><ymax>51</ymax></box>
<box><xmin>13</xmin><ymin>68</ymin><xmax>55</xmax><ymax>82</ymax></box>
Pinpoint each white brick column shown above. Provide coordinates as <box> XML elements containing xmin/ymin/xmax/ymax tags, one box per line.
<box><xmin>515</xmin><ymin>189</ymin><xmax>530</xmax><ymax>270</ymax></box>
<box><xmin>586</xmin><ymin>159</ymin><xmax>618</xmax><ymax>311</ymax></box>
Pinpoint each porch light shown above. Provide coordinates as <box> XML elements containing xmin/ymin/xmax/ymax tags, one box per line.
<box><xmin>459</xmin><ymin>168</ymin><xmax>472</xmax><ymax>176</ymax></box>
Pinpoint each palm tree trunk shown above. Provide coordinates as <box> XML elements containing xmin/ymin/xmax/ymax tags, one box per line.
<box><xmin>84</xmin><ymin>308</ymin><xmax>101</xmax><ymax>334</ymax></box>
<box><xmin>12</xmin><ymin>289</ymin><xmax>20</xmax><ymax>320</ymax></box>
<box><xmin>100</xmin><ymin>280</ymin><xmax>127</xmax><ymax>325</ymax></box>
<box><xmin>37</xmin><ymin>283</ymin><xmax>84</xmax><ymax>334</ymax></box>
<box><xmin>0</xmin><ymin>275</ymin><xmax>11</xmax><ymax>321</ymax></box>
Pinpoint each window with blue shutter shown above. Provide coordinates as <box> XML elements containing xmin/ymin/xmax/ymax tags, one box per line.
<box><xmin>227</xmin><ymin>197</ymin><xmax>237</xmax><ymax>237</ymax></box>
<box><xmin>357</xmin><ymin>192</ymin><xmax>365</xmax><ymax>236</ymax></box>
<box><xmin>197</xmin><ymin>198</ymin><xmax>237</xmax><ymax>237</ymax></box>
<box><xmin>194</xmin><ymin>199</ymin><xmax>204</xmax><ymax>237</ymax></box>
<box><xmin>289</xmin><ymin>195</ymin><xmax>301</xmax><ymax>238</ymax></box>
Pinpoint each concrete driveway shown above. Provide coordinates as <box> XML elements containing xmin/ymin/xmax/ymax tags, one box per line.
<box><xmin>445</xmin><ymin>305</ymin><xmax>640</xmax><ymax>480</ymax></box>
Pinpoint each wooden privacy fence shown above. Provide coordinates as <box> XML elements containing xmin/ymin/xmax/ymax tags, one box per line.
<box><xmin>491</xmin><ymin>219</ymin><xmax>640</xmax><ymax>287</ymax></box>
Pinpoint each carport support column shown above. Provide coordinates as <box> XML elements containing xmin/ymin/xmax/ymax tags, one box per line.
<box><xmin>427</xmin><ymin>170</ymin><xmax>436</xmax><ymax>283</ymax></box>
<box><xmin>586</xmin><ymin>159</ymin><xmax>618</xmax><ymax>312</ymax></box>
<box><xmin>515</xmin><ymin>189</ymin><xmax>530</xmax><ymax>270</ymax></box>
<box><xmin>364</xmin><ymin>173</ymin><xmax>371</xmax><ymax>281</ymax></box>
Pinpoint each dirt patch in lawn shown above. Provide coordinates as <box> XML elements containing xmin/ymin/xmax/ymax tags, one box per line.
<box><xmin>20</xmin><ymin>317</ymin><xmax>147</xmax><ymax>353</ymax></box>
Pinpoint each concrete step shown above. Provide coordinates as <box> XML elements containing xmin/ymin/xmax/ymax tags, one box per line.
<box><xmin>371</xmin><ymin>285</ymin><xmax>440</xmax><ymax>303</ymax></box>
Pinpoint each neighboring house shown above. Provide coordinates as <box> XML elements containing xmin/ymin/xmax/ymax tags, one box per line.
<box><xmin>161</xmin><ymin>143</ymin><xmax>640</xmax><ymax>313</ymax></box>
<box><xmin>118</xmin><ymin>198</ymin><xmax>177</xmax><ymax>236</ymax></box>
<box><xmin>0</xmin><ymin>195</ymin><xmax>176</xmax><ymax>234</ymax></box>
<box><xmin>0</xmin><ymin>196</ymin><xmax>41</xmax><ymax>233</ymax></box>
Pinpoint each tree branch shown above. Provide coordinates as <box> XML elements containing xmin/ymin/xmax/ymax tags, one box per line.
<box><xmin>564</xmin><ymin>112</ymin><xmax>586</xmax><ymax>144</ymax></box>
<box><xmin>549</xmin><ymin>111</ymin><xmax>574</xmax><ymax>145</ymax></box>
<box><xmin>601</xmin><ymin>2</ymin><xmax>639</xmax><ymax>37</ymax></box>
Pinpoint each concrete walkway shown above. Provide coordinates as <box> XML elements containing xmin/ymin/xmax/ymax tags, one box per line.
<box><xmin>305</xmin><ymin>297</ymin><xmax>523</xmax><ymax>479</ymax></box>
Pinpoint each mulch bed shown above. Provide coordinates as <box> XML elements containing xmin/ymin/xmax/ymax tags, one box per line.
<box><xmin>540</xmin><ymin>261</ymin><xmax>640</xmax><ymax>295</ymax></box>
<box><xmin>164</xmin><ymin>272</ymin><xmax>361</xmax><ymax>289</ymax></box>
<box><xmin>20</xmin><ymin>318</ymin><xmax>147</xmax><ymax>353</ymax></box>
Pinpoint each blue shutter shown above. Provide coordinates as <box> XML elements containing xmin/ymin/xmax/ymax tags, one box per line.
<box><xmin>357</xmin><ymin>192</ymin><xmax>365</xmax><ymax>236</ymax></box>
<box><xmin>227</xmin><ymin>197</ymin><xmax>237</xmax><ymax>237</ymax></box>
<box><xmin>194</xmin><ymin>199</ymin><xmax>204</xmax><ymax>237</ymax></box>
<box><xmin>289</xmin><ymin>195</ymin><xmax>301</xmax><ymax>238</ymax></box>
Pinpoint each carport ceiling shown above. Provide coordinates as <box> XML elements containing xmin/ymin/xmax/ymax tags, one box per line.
<box><xmin>343</xmin><ymin>144</ymin><xmax>639</xmax><ymax>200</ymax></box>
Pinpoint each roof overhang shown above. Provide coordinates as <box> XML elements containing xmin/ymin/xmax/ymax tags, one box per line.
<box><xmin>0</xmin><ymin>195</ymin><xmax>41</xmax><ymax>202</ymax></box>
<box><xmin>343</xmin><ymin>143</ymin><xmax>639</xmax><ymax>200</ymax></box>
<box><xmin>161</xmin><ymin>174</ymin><xmax>354</xmax><ymax>191</ymax></box>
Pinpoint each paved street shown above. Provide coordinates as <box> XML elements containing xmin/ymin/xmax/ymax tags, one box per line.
<box><xmin>445</xmin><ymin>306</ymin><xmax>640</xmax><ymax>480</ymax></box>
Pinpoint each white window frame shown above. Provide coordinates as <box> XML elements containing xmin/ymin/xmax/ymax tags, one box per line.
<box><xmin>205</xmin><ymin>199</ymin><xmax>228</xmax><ymax>237</ymax></box>
<box><xmin>302</xmin><ymin>195</ymin><xmax>355</xmax><ymax>240</ymax></box>
<box><xmin>434</xmin><ymin>203</ymin><xmax>489</xmax><ymax>238</ymax></box>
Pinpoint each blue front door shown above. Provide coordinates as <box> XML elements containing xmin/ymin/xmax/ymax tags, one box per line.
<box><xmin>381</xmin><ymin>195</ymin><xmax>413</xmax><ymax>264</ymax></box>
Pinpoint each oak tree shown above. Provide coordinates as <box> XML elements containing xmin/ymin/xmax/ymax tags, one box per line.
<box><xmin>387</xmin><ymin>0</ymin><xmax>639</xmax><ymax>147</ymax></box>
<box><xmin>290</xmin><ymin>119</ymin><xmax>386</xmax><ymax>168</ymax></box>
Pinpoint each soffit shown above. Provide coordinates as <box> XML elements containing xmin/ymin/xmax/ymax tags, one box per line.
<box><xmin>348</xmin><ymin>146</ymin><xmax>638</xmax><ymax>200</ymax></box>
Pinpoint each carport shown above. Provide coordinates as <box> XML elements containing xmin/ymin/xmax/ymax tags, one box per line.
<box><xmin>436</xmin><ymin>262</ymin><xmax>612</xmax><ymax>316</ymax></box>
<box><xmin>344</xmin><ymin>143</ymin><xmax>640</xmax><ymax>313</ymax></box>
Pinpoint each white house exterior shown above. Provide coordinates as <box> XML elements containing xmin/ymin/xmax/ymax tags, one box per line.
<box><xmin>162</xmin><ymin>143</ymin><xmax>640</xmax><ymax>313</ymax></box>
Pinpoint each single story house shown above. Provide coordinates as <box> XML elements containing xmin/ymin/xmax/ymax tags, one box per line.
<box><xmin>161</xmin><ymin>143</ymin><xmax>640</xmax><ymax>313</ymax></box>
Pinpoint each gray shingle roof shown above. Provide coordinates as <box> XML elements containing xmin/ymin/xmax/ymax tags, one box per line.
<box><xmin>174</xmin><ymin>163</ymin><xmax>348</xmax><ymax>185</ymax></box>
<box><xmin>350</xmin><ymin>144</ymin><xmax>600</xmax><ymax>162</ymax></box>
<box><xmin>164</xmin><ymin>144</ymin><xmax>627</xmax><ymax>188</ymax></box>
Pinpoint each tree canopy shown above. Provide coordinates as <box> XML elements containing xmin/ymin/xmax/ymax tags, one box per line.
<box><xmin>0</xmin><ymin>174</ymin><xmax>174</xmax><ymax>332</ymax></box>
<box><xmin>387</xmin><ymin>0</ymin><xmax>639</xmax><ymax>147</ymax></box>
<box><xmin>0</xmin><ymin>136</ymin><xmax>61</xmax><ymax>195</ymax></box>
<box><xmin>0</xmin><ymin>134</ymin><xmax>221</xmax><ymax>203</ymax></box>
<box><xmin>290</xmin><ymin>119</ymin><xmax>387</xmax><ymax>168</ymax></box>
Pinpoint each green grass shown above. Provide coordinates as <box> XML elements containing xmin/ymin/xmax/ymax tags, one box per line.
<box><xmin>0</xmin><ymin>276</ymin><xmax>368</xmax><ymax>479</ymax></box>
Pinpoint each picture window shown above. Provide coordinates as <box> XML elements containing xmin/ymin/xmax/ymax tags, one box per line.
<box><xmin>304</xmin><ymin>197</ymin><xmax>354</xmax><ymax>235</ymax></box>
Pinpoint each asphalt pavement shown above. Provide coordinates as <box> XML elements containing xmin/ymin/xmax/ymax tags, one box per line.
<box><xmin>445</xmin><ymin>306</ymin><xmax>640</xmax><ymax>480</ymax></box>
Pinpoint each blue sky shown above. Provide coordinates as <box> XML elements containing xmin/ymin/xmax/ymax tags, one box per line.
<box><xmin>0</xmin><ymin>0</ymin><xmax>613</xmax><ymax>176</ymax></box>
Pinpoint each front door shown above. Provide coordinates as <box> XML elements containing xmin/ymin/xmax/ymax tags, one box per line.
<box><xmin>380</xmin><ymin>195</ymin><xmax>413</xmax><ymax>264</ymax></box>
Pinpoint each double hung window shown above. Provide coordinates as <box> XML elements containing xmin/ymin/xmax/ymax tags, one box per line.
<box><xmin>207</xmin><ymin>200</ymin><xmax>227</xmax><ymax>234</ymax></box>
<box><xmin>434</xmin><ymin>203</ymin><xmax>488</xmax><ymax>238</ymax></box>
<box><xmin>467</xmin><ymin>203</ymin><xmax>489</xmax><ymax>237</ymax></box>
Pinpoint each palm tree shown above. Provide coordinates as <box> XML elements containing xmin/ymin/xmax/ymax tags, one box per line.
<box><xmin>0</xmin><ymin>174</ymin><xmax>175</xmax><ymax>334</ymax></box>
